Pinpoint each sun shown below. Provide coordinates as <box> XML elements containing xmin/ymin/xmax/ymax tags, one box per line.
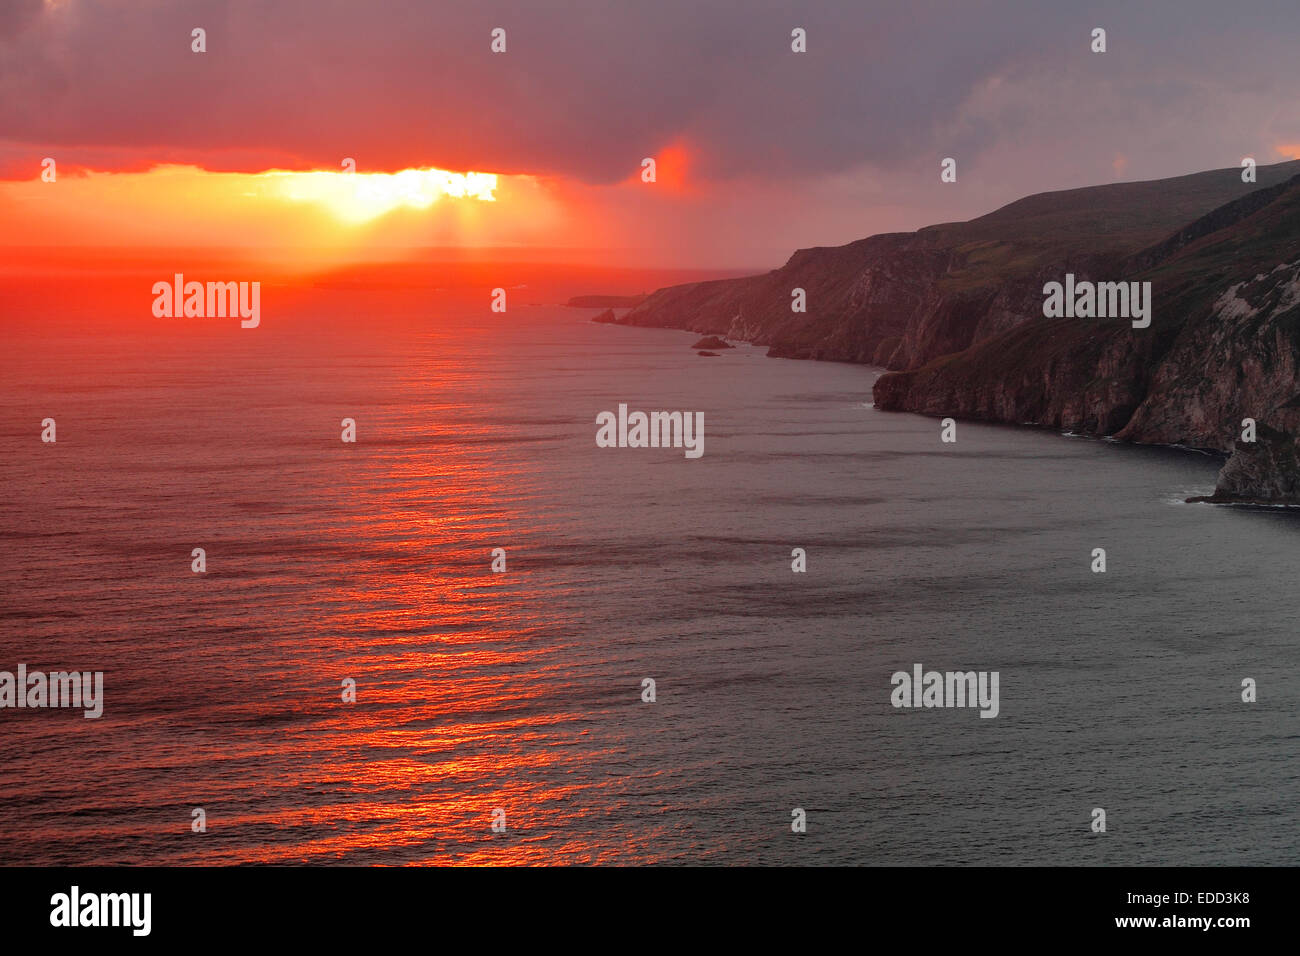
<box><xmin>263</xmin><ymin>167</ymin><xmax>499</xmax><ymax>223</ymax></box>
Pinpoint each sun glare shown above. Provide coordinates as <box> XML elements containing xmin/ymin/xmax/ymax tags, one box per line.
<box><xmin>265</xmin><ymin>167</ymin><xmax>499</xmax><ymax>222</ymax></box>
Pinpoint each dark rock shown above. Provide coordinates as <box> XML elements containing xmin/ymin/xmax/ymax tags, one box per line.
<box><xmin>591</xmin><ymin>308</ymin><xmax>617</xmax><ymax>324</ymax></box>
<box><xmin>691</xmin><ymin>335</ymin><xmax>733</xmax><ymax>350</ymax></box>
<box><xmin>1194</xmin><ymin>422</ymin><xmax>1300</xmax><ymax>504</ymax></box>
<box><xmin>697</xmin><ymin>350</ymin><xmax>720</xmax><ymax>357</ymax></box>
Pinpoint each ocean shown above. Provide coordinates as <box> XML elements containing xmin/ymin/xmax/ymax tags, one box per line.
<box><xmin>1</xmin><ymin>300</ymin><xmax>1296</xmax><ymax>865</ymax></box>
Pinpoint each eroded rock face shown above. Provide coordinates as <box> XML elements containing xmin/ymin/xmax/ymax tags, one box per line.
<box><xmin>1182</xmin><ymin>261</ymin><xmax>1300</xmax><ymax>502</ymax></box>
<box><xmin>871</xmin><ymin>317</ymin><xmax>1152</xmax><ymax>435</ymax></box>
<box><xmin>1192</xmin><ymin>424</ymin><xmax>1300</xmax><ymax>504</ymax></box>
<box><xmin>1117</xmin><ymin>260</ymin><xmax>1300</xmax><ymax>450</ymax></box>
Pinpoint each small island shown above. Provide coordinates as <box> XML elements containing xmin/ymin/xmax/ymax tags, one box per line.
<box><xmin>691</xmin><ymin>335</ymin><xmax>733</xmax><ymax>350</ymax></box>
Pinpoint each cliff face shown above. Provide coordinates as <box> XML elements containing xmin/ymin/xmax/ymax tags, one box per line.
<box><xmin>873</xmin><ymin>177</ymin><xmax>1300</xmax><ymax>505</ymax></box>
<box><xmin>618</xmin><ymin>161</ymin><xmax>1300</xmax><ymax>372</ymax></box>
<box><xmin>1205</xmin><ymin>423</ymin><xmax>1300</xmax><ymax>504</ymax></box>
<box><xmin>869</xmin><ymin>316</ymin><xmax>1154</xmax><ymax>436</ymax></box>
<box><xmin>615</xmin><ymin>161</ymin><xmax>1300</xmax><ymax>503</ymax></box>
<box><xmin>1117</xmin><ymin>259</ymin><xmax>1300</xmax><ymax>449</ymax></box>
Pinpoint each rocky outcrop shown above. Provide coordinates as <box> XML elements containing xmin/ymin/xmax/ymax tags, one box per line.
<box><xmin>1116</xmin><ymin>259</ymin><xmax>1300</xmax><ymax>449</ymax></box>
<box><xmin>591</xmin><ymin>308</ymin><xmax>618</xmax><ymax>323</ymax></box>
<box><xmin>1189</xmin><ymin>423</ymin><xmax>1300</xmax><ymax>504</ymax></box>
<box><xmin>691</xmin><ymin>335</ymin><xmax>733</xmax><ymax>349</ymax></box>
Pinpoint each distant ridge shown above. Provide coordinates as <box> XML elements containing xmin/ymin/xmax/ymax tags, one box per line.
<box><xmin>567</xmin><ymin>294</ymin><xmax>646</xmax><ymax>308</ymax></box>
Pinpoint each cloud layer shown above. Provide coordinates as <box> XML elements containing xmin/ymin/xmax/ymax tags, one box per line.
<box><xmin>3</xmin><ymin>0</ymin><xmax>1299</xmax><ymax>267</ymax></box>
<box><xmin>2</xmin><ymin>0</ymin><xmax>1295</xmax><ymax>185</ymax></box>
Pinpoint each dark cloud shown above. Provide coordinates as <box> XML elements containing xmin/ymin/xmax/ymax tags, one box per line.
<box><xmin>0</xmin><ymin>0</ymin><xmax>42</xmax><ymax>40</ymax></box>
<box><xmin>0</xmin><ymin>0</ymin><xmax>1298</xmax><ymax>184</ymax></box>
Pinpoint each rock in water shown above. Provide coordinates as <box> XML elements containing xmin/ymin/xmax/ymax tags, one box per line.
<box><xmin>691</xmin><ymin>335</ymin><xmax>733</xmax><ymax>349</ymax></box>
<box><xmin>1192</xmin><ymin>421</ymin><xmax>1300</xmax><ymax>505</ymax></box>
<box><xmin>591</xmin><ymin>308</ymin><xmax>617</xmax><ymax>324</ymax></box>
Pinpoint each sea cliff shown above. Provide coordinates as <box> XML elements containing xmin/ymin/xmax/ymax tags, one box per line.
<box><xmin>613</xmin><ymin>161</ymin><xmax>1300</xmax><ymax>503</ymax></box>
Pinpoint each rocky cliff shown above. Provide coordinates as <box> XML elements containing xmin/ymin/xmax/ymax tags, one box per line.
<box><xmin>614</xmin><ymin>161</ymin><xmax>1300</xmax><ymax>503</ymax></box>
<box><xmin>874</xmin><ymin>176</ymin><xmax>1300</xmax><ymax>500</ymax></box>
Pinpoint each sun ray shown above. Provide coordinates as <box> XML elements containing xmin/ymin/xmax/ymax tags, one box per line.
<box><xmin>263</xmin><ymin>167</ymin><xmax>499</xmax><ymax>223</ymax></box>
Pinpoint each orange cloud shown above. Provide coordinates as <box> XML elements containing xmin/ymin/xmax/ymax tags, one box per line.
<box><xmin>1274</xmin><ymin>143</ymin><xmax>1300</xmax><ymax>160</ymax></box>
<box><xmin>623</xmin><ymin>140</ymin><xmax>695</xmax><ymax>194</ymax></box>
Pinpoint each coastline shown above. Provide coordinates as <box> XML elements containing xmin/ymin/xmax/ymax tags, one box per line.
<box><xmin>593</xmin><ymin>162</ymin><xmax>1300</xmax><ymax>505</ymax></box>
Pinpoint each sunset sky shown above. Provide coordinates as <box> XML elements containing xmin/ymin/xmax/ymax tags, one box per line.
<box><xmin>2</xmin><ymin>0</ymin><xmax>1299</xmax><ymax>270</ymax></box>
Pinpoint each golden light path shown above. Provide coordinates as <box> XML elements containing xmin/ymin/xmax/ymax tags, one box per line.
<box><xmin>264</xmin><ymin>167</ymin><xmax>499</xmax><ymax>223</ymax></box>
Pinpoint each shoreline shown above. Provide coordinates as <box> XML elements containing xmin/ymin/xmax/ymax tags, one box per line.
<box><xmin>599</xmin><ymin>313</ymin><xmax>1251</xmax><ymax>503</ymax></box>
